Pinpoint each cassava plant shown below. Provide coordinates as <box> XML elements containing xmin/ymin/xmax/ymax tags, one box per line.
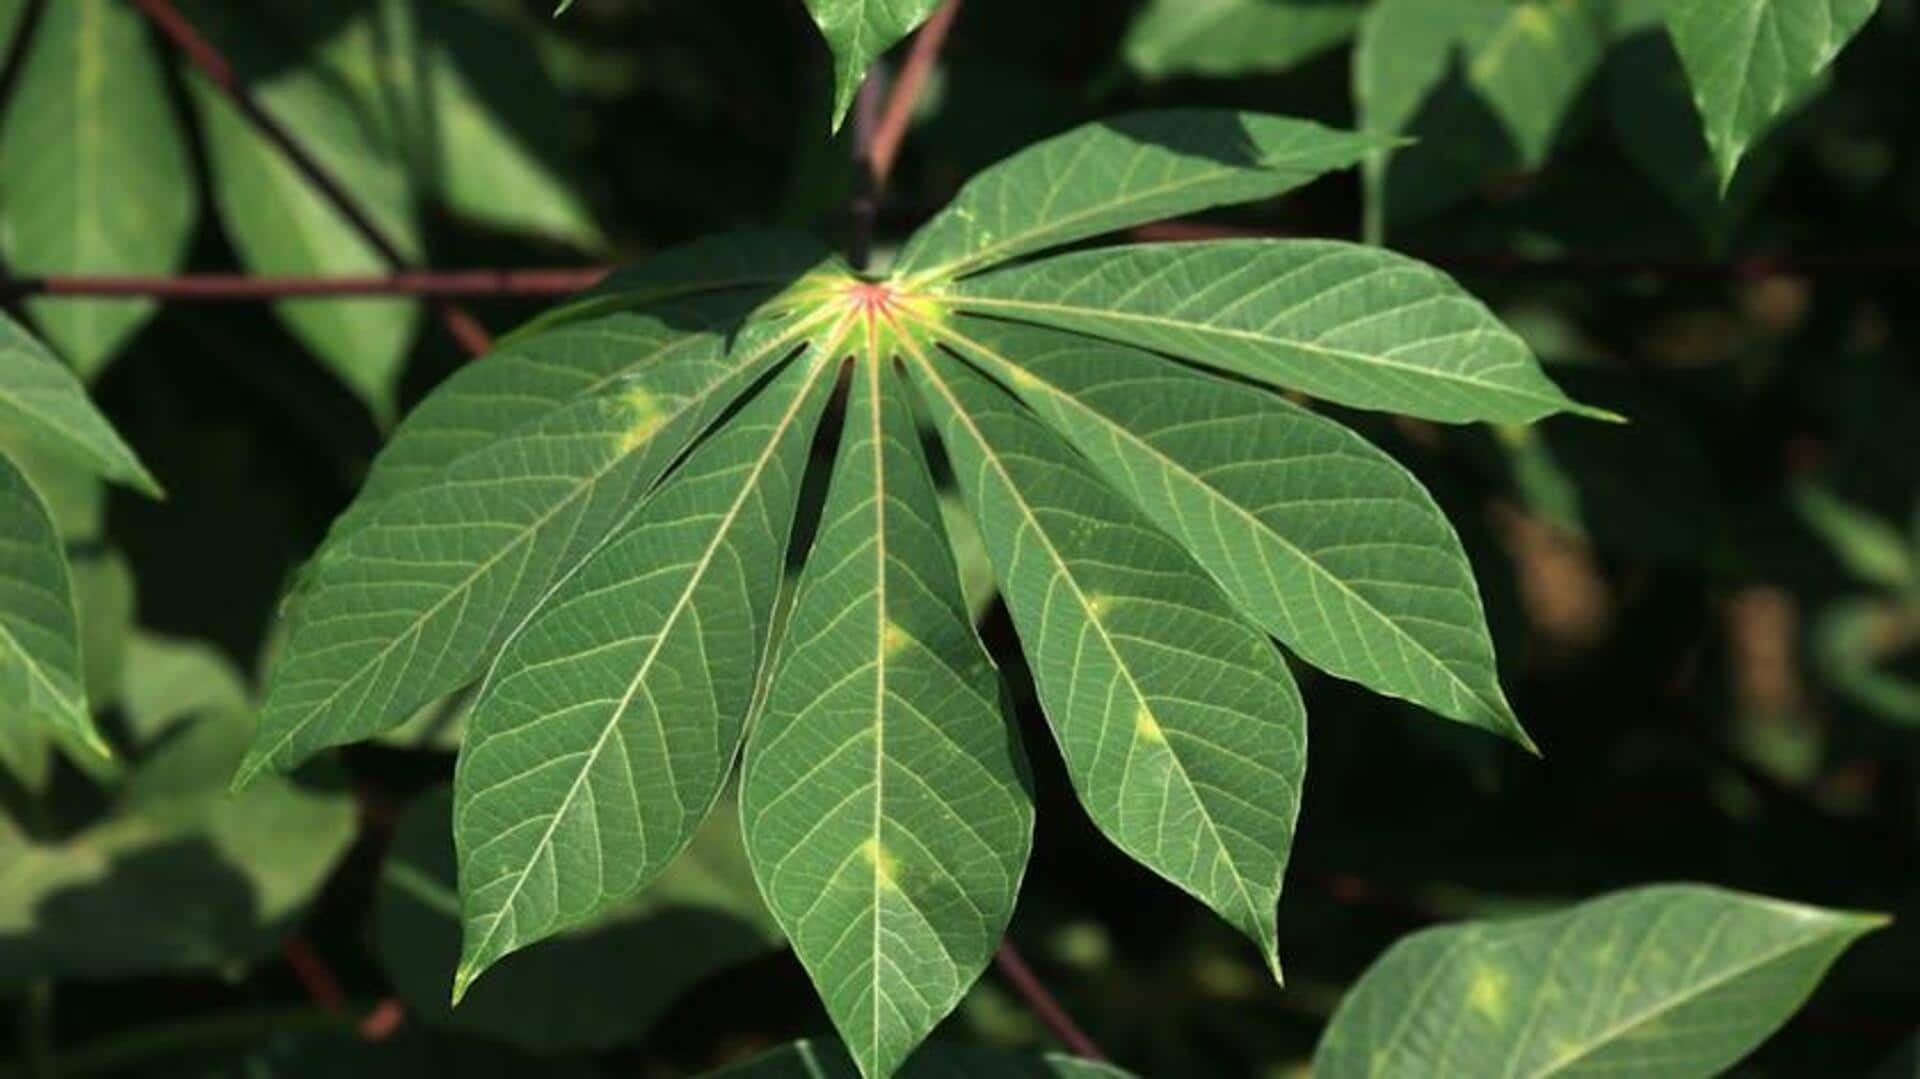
<box><xmin>1</xmin><ymin>0</ymin><xmax>1910</xmax><ymax>1076</ymax></box>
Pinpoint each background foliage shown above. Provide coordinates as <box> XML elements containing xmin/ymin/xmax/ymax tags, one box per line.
<box><xmin>1</xmin><ymin>0</ymin><xmax>1917</xmax><ymax>1075</ymax></box>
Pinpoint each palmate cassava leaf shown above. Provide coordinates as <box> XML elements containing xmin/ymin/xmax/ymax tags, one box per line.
<box><xmin>932</xmin><ymin>317</ymin><xmax>1527</xmax><ymax>746</ymax></box>
<box><xmin>742</xmin><ymin>353</ymin><xmax>1033</xmax><ymax>1079</ymax></box>
<box><xmin>805</xmin><ymin>0</ymin><xmax>944</xmax><ymax>133</ymax></box>
<box><xmin>955</xmin><ymin>241</ymin><xmax>1606</xmax><ymax>425</ymax></box>
<box><xmin>0</xmin><ymin>312</ymin><xmax>160</xmax><ymax>497</ymax></box>
<box><xmin>1314</xmin><ymin>885</ymin><xmax>1885</xmax><ymax>1077</ymax></box>
<box><xmin>249</xmin><ymin>109</ymin><xmax>1618</xmax><ymax>1078</ymax></box>
<box><xmin>0</xmin><ymin>449</ymin><xmax>101</xmax><ymax>759</ymax></box>
<box><xmin>1665</xmin><ymin>0</ymin><xmax>1879</xmax><ymax>191</ymax></box>
<box><xmin>892</xmin><ymin>111</ymin><xmax>1386</xmax><ymax>283</ymax></box>
<box><xmin>0</xmin><ymin>0</ymin><xmax>195</xmax><ymax>378</ymax></box>
<box><xmin>452</xmin><ymin>348</ymin><xmax>839</xmax><ymax>996</ymax></box>
<box><xmin>238</xmin><ymin>299</ymin><xmax>835</xmax><ymax>787</ymax></box>
<box><xmin>904</xmin><ymin>339</ymin><xmax>1305</xmax><ymax>982</ymax></box>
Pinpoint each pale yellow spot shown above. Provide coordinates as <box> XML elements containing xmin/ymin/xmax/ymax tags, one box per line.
<box><xmin>1135</xmin><ymin>705</ymin><xmax>1166</xmax><ymax>745</ymax></box>
<box><xmin>1086</xmin><ymin>592</ymin><xmax>1115</xmax><ymax>618</ymax></box>
<box><xmin>882</xmin><ymin>620</ymin><xmax>912</xmax><ymax>658</ymax></box>
<box><xmin>1467</xmin><ymin>963</ymin><xmax>1510</xmax><ymax>1023</ymax></box>
<box><xmin>618</xmin><ymin>388</ymin><xmax>665</xmax><ymax>453</ymax></box>
<box><xmin>860</xmin><ymin>838</ymin><xmax>901</xmax><ymax>889</ymax></box>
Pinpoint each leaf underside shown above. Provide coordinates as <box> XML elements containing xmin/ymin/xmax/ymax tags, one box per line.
<box><xmin>250</xmin><ymin>111</ymin><xmax>1603</xmax><ymax>1078</ymax></box>
<box><xmin>1315</xmin><ymin>884</ymin><xmax>1885</xmax><ymax>1077</ymax></box>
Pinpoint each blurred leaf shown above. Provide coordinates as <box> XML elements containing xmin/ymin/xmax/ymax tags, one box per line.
<box><xmin>0</xmin><ymin>312</ymin><xmax>161</xmax><ymax>496</ymax></box>
<box><xmin>121</xmin><ymin>631</ymin><xmax>252</xmax><ymax>747</ymax></box>
<box><xmin>0</xmin><ymin>449</ymin><xmax>101</xmax><ymax>761</ymax></box>
<box><xmin>805</xmin><ymin>0</ymin><xmax>943</xmax><ymax>132</ymax></box>
<box><xmin>955</xmin><ymin>241</ymin><xmax>1601</xmax><ymax>424</ymax></box>
<box><xmin>0</xmin><ymin>0</ymin><xmax>196</xmax><ymax>377</ymax></box>
<box><xmin>71</xmin><ymin>548</ymin><xmax>134</xmax><ymax>716</ymax></box>
<box><xmin>190</xmin><ymin>9</ymin><xmax>424</xmax><ymax>419</ymax></box>
<box><xmin>0</xmin><ymin>709</ymin><xmax>354</xmax><ymax>986</ymax></box>
<box><xmin>214</xmin><ymin>1024</ymin><xmax>596</xmax><ymax>1079</ymax></box>
<box><xmin>1123</xmin><ymin>0</ymin><xmax>1363</xmax><ymax>80</ymax></box>
<box><xmin>1665</xmin><ymin>0</ymin><xmax>1880</xmax><ymax>189</ymax></box>
<box><xmin>380</xmin><ymin>786</ymin><xmax>779</xmax><ymax>1052</ymax></box>
<box><xmin>1795</xmin><ymin>484</ymin><xmax>1915</xmax><ymax>591</ymax></box>
<box><xmin>893</xmin><ymin>111</ymin><xmax>1384</xmax><ymax>282</ymax></box>
<box><xmin>1357</xmin><ymin>0</ymin><xmax>1608</xmax><ymax>168</ymax></box>
<box><xmin>1813</xmin><ymin>600</ymin><xmax>1920</xmax><ymax>726</ymax></box>
<box><xmin>453</xmin><ymin>352</ymin><xmax>836</xmax><ymax>997</ymax></box>
<box><xmin>373</xmin><ymin>0</ymin><xmax>601</xmax><ymax>248</ymax></box>
<box><xmin>1315</xmin><ymin>884</ymin><xmax>1885</xmax><ymax>1076</ymax></box>
<box><xmin>740</xmin><ymin>355</ymin><xmax>1033</xmax><ymax>1079</ymax></box>
<box><xmin>1356</xmin><ymin>0</ymin><xmax>1607</xmax><ymax>234</ymax></box>
<box><xmin>711</xmin><ymin>1039</ymin><xmax>1134</xmax><ymax>1078</ymax></box>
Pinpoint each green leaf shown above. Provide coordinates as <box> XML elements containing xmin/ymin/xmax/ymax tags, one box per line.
<box><xmin>906</xmin><ymin>342</ymin><xmax>1304</xmax><ymax>982</ymax></box>
<box><xmin>1356</xmin><ymin>0</ymin><xmax>1608</xmax><ymax>168</ymax></box>
<box><xmin>241</xmin><ymin>308</ymin><xmax>828</xmax><ymax>787</ymax></box>
<box><xmin>742</xmin><ymin>354</ymin><xmax>1034</xmax><ymax>1079</ymax></box>
<box><xmin>1123</xmin><ymin>0</ymin><xmax>1362</xmax><ymax>81</ymax></box>
<box><xmin>189</xmin><ymin>13</ymin><xmax>423</xmax><ymax>418</ymax></box>
<box><xmin>893</xmin><ymin>111</ymin><xmax>1383</xmax><ymax>283</ymax></box>
<box><xmin>935</xmin><ymin>317</ymin><xmax>1528</xmax><ymax>747</ymax></box>
<box><xmin>1665</xmin><ymin>0</ymin><xmax>1879</xmax><ymax>191</ymax></box>
<box><xmin>712</xmin><ymin>1039</ymin><xmax>1134</xmax><ymax>1079</ymax></box>
<box><xmin>452</xmin><ymin>348</ymin><xmax>838</xmax><ymax>996</ymax></box>
<box><xmin>1794</xmin><ymin>484</ymin><xmax>1914</xmax><ymax>592</ymax></box>
<box><xmin>805</xmin><ymin>0</ymin><xmax>943</xmax><ymax>133</ymax></box>
<box><xmin>1314</xmin><ymin>884</ymin><xmax>1886</xmax><ymax>1077</ymax></box>
<box><xmin>121</xmin><ymin>631</ymin><xmax>253</xmax><ymax>747</ymax></box>
<box><xmin>315</xmin><ymin>291</ymin><xmax>777</xmax><ymax>564</ymax></box>
<box><xmin>955</xmin><ymin>241</ymin><xmax>1603</xmax><ymax>425</ymax></box>
<box><xmin>0</xmin><ymin>709</ymin><xmax>355</xmax><ymax>986</ymax></box>
<box><xmin>383</xmin><ymin>786</ymin><xmax>779</xmax><ymax>1052</ymax></box>
<box><xmin>0</xmin><ymin>312</ymin><xmax>160</xmax><ymax>496</ymax></box>
<box><xmin>0</xmin><ymin>449</ymin><xmax>102</xmax><ymax>759</ymax></box>
<box><xmin>373</xmin><ymin>0</ymin><xmax>601</xmax><ymax>248</ymax></box>
<box><xmin>0</xmin><ymin>0</ymin><xmax>196</xmax><ymax>377</ymax></box>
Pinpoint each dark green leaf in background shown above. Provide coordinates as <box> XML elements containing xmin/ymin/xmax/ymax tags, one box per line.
<box><xmin>1123</xmin><ymin>0</ymin><xmax>1363</xmax><ymax>81</ymax></box>
<box><xmin>0</xmin><ymin>0</ymin><xmax>196</xmax><ymax>377</ymax></box>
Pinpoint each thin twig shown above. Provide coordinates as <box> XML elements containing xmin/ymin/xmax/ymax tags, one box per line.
<box><xmin>993</xmin><ymin>940</ymin><xmax>1109</xmax><ymax>1061</ymax></box>
<box><xmin>279</xmin><ymin>936</ymin><xmax>347</xmax><ymax>1013</ymax></box>
<box><xmin>867</xmin><ymin>0</ymin><xmax>960</xmax><ymax>192</ymax></box>
<box><xmin>127</xmin><ymin>0</ymin><xmax>493</xmax><ymax>355</ymax></box>
<box><xmin>2</xmin><ymin>269</ymin><xmax>609</xmax><ymax>299</ymax></box>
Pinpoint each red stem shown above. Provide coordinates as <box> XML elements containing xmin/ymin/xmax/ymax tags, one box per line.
<box><xmin>994</xmin><ymin>940</ymin><xmax>1109</xmax><ymax>1061</ymax></box>
<box><xmin>127</xmin><ymin>0</ymin><xmax>493</xmax><ymax>354</ymax></box>
<box><xmin>867</xmin><ymin>0</ymin><xmax>960</xmax><ymax>191</ymax></box>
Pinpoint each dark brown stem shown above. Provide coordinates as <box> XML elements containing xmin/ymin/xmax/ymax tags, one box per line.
<box><xmin>127</xmin><ymin>0</ymin><xmax>493</xmax><ymax>354</ymax></box>
<box><xmin>2</xmin><ymin>270</ymin><xmax>609</xmax><ymax>299</ymax></box>
<box><xmin>993</xmin><ymin>940</ymin><xmax>1108</xmax><ymax>1061</ymax></box>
